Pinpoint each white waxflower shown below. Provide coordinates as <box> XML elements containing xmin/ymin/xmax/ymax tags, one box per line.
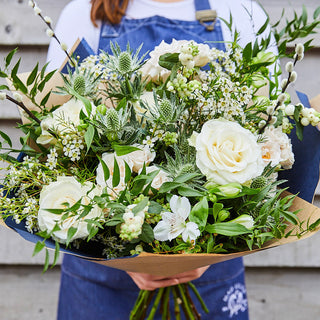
<box><xmin>153</xmin><ymin>195</ymin><xmax>200</xmax><ymax>243</ymax></box>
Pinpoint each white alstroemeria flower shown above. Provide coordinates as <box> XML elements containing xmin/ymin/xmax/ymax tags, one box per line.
<box><xmin>153</xmin><ymin>195</ymin><xmax>200</xmax><ymax>242</ymax></box>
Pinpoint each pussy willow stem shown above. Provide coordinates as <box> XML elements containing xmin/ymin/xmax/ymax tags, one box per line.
<box><xmin>6</xmin><ymin>94</ymin><xmax>41</xmax><ymax>124</ymax></box>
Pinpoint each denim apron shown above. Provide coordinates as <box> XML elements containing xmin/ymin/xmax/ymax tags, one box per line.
<box><xmin>58</xmin><ymin>1</ymin><xmax>245</xmax><ymax>319</ymax></box>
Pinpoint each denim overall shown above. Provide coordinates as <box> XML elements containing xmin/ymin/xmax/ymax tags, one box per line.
<box><xmin>57</xmin><ymin>1</ymin><xmax>250</xmax><ymax>319</ymax></box>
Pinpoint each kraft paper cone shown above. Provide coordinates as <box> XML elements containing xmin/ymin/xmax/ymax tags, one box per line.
<box><xmin>83</xmin><ymin>192</ymin><xmax>320</xmax><ymax>276</ymax></box>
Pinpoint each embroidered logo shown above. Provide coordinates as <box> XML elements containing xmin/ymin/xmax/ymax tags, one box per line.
<box><xmin>221</xmin><ymin>283</ymin><xmax>248</xmax><ymax>318</ymax></box>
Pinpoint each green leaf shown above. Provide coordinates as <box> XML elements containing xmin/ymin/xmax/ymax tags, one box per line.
<box><xmin>139</xmin><ymin>222</ymin><xmax>154</xmax><ymax>243</ymax></box>
<box><xmin>12</xmin><ymin>74</ymin><xmax>28</xmax><ymax>95</ymax></box>
<box><xmin>40</xmin><ymin>91</ymin><xmax>51</xmax><ymax>107</ymax></box>
<box><xmin>189</xmin><ymin>197</ymin><xmax>208</xmax><ymax>232</ymax></box>
<box><xmin>97</xmin><ymin>156</ymin><xmax>110</xmax><ymax>182</ymax></box>
<box><xmin>66</xmin><ymin>227</ymin><xmax>77</xmax><ymax>245</ymax></box>
<box><xmin>206</xmin><ymin>234</ymin><xmax>214</xmax><ymax>253</ymax></box>
<box><xmin>33</xmin><ymin>241</ymin><xmax>45</xmax><ymax>256</ymax></box>
<box><xmin>112</xmin><ymin>156</ymin><xmax>120</xmax><ymax>188</ymax></box>
<box><xmin>158</xmin><ymin>53</ymin><xmax>180</xmax><ymax>70</ymax></box>
<box><xmin>27</xmin><ymin>63</ymin><xmax>39</xmax><ymax>86</ymax></box>
<box><xmin>174</xmin><ymin>173</ymin><xmax>201</xmax><ymax>183</ymax></box>
<box><xmin>0</xmin><ymin>130</ymin><xmax>12</xmax><ymax>147</ymax></box>
<box><xmin>212</xmin><ymin>202</ymin><xmax>224</xmax><ymax>221</ymax></box>
<box><xmin>282</xmin><ymin>210</ymin><xmax>299</xmax><ymax>225</ymax></box>
<box><xmin>112</xmin><ymin>143</ymin><xmax>140</xmax><ymax>156</ymax></box>
<box><xmin>84</xmin><ymin>124</ymin><xmax>95</xmax><ymax>152</ymax></box>
<box><xmin>314</xmin><ymin>6</ymin><xmax>320</xmax><ymax>19</ymax></box>
<box><xmin>132</xmin><ymin>197</ymin><xmax>149</xmax><ymax>214</ymax></box>
<box><xmin>243</xmin><ymin>43</ymin><xmax>252</xmax><ymax>62</ymax></box>
<box><xmin>43</xmin><ymin>248</ymin><xmax>50</xmax><ymax>273</ymax></box>
<box><xmin>257</xmin><ymin>17</ymin><xmax>270</xmax><ymax>35</ymax></box>
<box><xmin>205</xmin><ymin>222</ymin><xmax>252</xmax><ymax>236</ymax></box>
<box><xmin>177</xmin><ymin>186</ymin><xmax>204</xmax><ymax>197</ymax></box>
<box><xmin>0</xmin><ymin>71</ymin><xmax>7</xmax><ymax>78</ymax></box>
<box><xmin>159</xmin><ymin>182</ymin><xmax>182</xmax><ymax>193</ymax></box>
<box><xmin>124</xmin><ymin>161</ymin><xmax>132</xmax><ymax>184</ymax></box>
<box><xmin>5</xmin><ymin>48</ymin><xmax>18</xmax><ymax>68</ymax></box>
<box><xmin>51</xmin><ymin>241</ymin><xmax>60</xmax><ymax>268</ymax></box>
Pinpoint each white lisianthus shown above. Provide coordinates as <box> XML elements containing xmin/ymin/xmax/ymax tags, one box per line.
<box><xmin>195</xmin><ymin>119</ymin><xmax>264</xmax><ymax>185</ymax></box>
<box><xmin>126</xmin><ymin>145</ymin><xmax>156</xmax><ymax>173</ymax></box>
<box><xmin>261</xmin><ymin>126</ymin><xmax>294</xmax><ymax>169</ymax></box>
<box><xmin>96</xmin><ymin>152</ymin><xmax>134</xmax><ymax>198</ymax></box>
<box><xmin>38</xmin><ymin>176</ymin><xmax>102</xmax><ymax>243</ymax></box>
<box><xmin>144</xmin><ymin>166</ymin><xmax>172</xmax><ymax>190</ymax></box>
<box><xmin>37</xmin><ymin>98</ymin><xmax>95</xmax><ymax>145</ymax></box>
<box><xmin>153</xmin><ymin>195</ymin><xmax>200</xmax><ymax>243</ymax></box>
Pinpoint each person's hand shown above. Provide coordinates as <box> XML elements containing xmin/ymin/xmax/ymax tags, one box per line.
<box><xmin>127</xmin><ymin>266</ymin><xmax>210</xmax><ymax>291</ymax></box>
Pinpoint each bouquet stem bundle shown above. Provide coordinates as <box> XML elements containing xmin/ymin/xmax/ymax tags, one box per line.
<box><xmin>130</xmin><ymin>282</ymin><xmax>209</xmax><ymax>320</ymax></box>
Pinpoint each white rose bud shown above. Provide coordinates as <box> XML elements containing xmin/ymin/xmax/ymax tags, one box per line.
<box><xmin>285</xmin><ymin>104</ymin><xmax>295</xmax><ymax>116</ymax></box>
<box><xmin>13</xmin><ymin>92</ymin><xmax>22</xmax><ymax>102</ymax></box>
<box><xmin>289</xmin><ymin>71</ymin><xmax>297</xmax><ymax>83</ymax></box>
<box><xmin>301</xmin><ymin>117</ymin><xmax>310</xmax><ymax>126</ymax></box>
<box><xmin>285</xmin><ymin>62</ymin><xmax>294</xmax><ymax>73</ymax></box>
<box><xmin>0</xmin><ymin>92</ymin><xmax>6</xmax><ymax>100</ymax></box>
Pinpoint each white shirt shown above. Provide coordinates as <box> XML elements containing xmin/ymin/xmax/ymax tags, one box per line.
<box><xmin>47</xmin><ymin>0</ymin><xmax>276</xmax><ymax>70</ymax></box>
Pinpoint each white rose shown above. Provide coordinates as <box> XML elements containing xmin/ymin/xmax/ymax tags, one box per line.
<box><xmin>126</xmin><ymin>146</ymin><xmax>156</xmax><ymax>173</ymax></box>
<box><xmin>38</xmin><ymin>176</ymin><xmax>102</xmax><ymax>243</ymax></box>
<box><xmin>261</xmin><ymin>126</ymin><xmax>294</xmax><ymax>169</ymax></box>
<box><xmin>195</xmin><ymin>119</ymin><xmax>264</xmax><ymax>185</ymax></box>
<box><xmin>96</xmin><ymin>152</ymin><xmax>134</xmax><ymax>198</ymax></box>
<box><xmin>132</xmin><ymin>91</ymin><xmax>154</xmax><ymax>124</ymax></box>
<box><xmin>194</xmin><ymin>43</ymin><xmax>212</xmax><ymax>67</ymax></box>
<box><xmin>141</xmin><ymin>39</ymin><xmax>189</xmax><ymax>81</ymax></box>
<box><xmin>37</xmin><ymin>98</ymin><xmax>95</xmax><ymax>145</ymax></box>
<box><xmin>145</xmin><ymin>166</ymin><xmax>172</xmax><ymax>190</ymax></box>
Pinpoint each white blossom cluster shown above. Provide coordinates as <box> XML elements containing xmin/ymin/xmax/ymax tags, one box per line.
<box><xmin>61</xmin><ymin>134</ymin><xmax>85</xmax><ymax>162</ymax></box>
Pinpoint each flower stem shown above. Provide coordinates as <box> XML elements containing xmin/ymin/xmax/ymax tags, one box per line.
<box><xmin>130</xmin><ymin>290</ymin><xmax>149</xmax><ymax>320</ymax></box>
<box><xmin>161</xmin><ymin>287</ymin><xmax>171</xmax><ymax>320</ymax></box>
<box><xmin>177</xmin><ymin>284</ymin><xmax>196</xmax><ymax>320</ymax></box>
<box><xmin>188</xmin><ymin>282</ymin><xmax>209</xmax><ymax>314</ymax></box>
<box><xmin>172</xmin><ymin>286</ymin><xmax>182</xmax><ymax>320</ymax></box>
<box><xmin>183</xmin><ymin>283</ymin><xmax>201</xmax><ymax>320</ymax></box>
<box><xmin>147</xmin><ymin>287</ymin><xmax>165</xmax><ymax>320</ymax></box>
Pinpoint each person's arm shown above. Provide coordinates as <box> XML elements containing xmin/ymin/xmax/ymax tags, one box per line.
<box><xmin>127</xmin><ymin>266</ymin><xmax>210</xmax><ymax>291</ymax></box>
<box><xmin>311</xmin><ymin>95</ymin><xmax>320</xmax><ymax>112</ymax></box>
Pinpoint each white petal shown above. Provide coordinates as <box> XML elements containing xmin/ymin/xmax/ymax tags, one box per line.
<box><xmin>170</xmin><ymin>196</ymin><xmax>191</xmax><ymax>219</ymax></box>
<box><xmin>153</xmin><ymin>221</ymin><xmax>170</xmax><ymax>241</ymax></box>
<box><xmin>182</xmin><ymin>222</ymin><xmax>200</xmax><ymax>242</ymax></box>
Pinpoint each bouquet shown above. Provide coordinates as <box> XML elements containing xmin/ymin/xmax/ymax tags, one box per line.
<box><xmin>1</xmin><ymin>2</ymin><xmax>320</xmax><ymax>319</ymax></box>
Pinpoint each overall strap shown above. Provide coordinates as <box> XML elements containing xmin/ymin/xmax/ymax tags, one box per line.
<box><xmin>194</xmin><ymin>0</ymin><xmax>217</xmax><ymax>31</ymax></box>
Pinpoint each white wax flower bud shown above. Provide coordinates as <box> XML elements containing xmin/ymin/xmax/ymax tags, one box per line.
<box><xmin>46</xmin><ymin>29</ymin><xmax>54</xmax><ymax>37</ymax></box>
<box><xmin>280</xmin><ymin>79</ymin><xmax>288</xmax><ymax>90</ymax></box>
<box><xmin>13</xmin><ymin>92</ymin><xmax>22</xmax><ymax>102</ymax></box>
<box><xmin>285</xmin><ymin>104</ymin><xmax>295</xmax><ymax>116</ymax></box>
<box><xmin>0</xmin><ymin>92</ymin><xmax>6</xmax><ymax>100</ymax></box>
<box><xmin>278</xmin><ymin>93</ymin><xmax>287</xmax><ymax>104</ymax></box>
<box><xmin>295</xmin><ymin>43</ymin><xmax>304</xmax><ymax>55</ymax></box>
<box><xmin>285</xmin><ymin>62</ymin><xmax>294</xmax><ymax>73</ymax></box>
<box><xmin>44</xmin><ymin>16</ymin><xmax>52</xmax><ymax>24</ymax></box>
<box><xmin>266</xmin><ymin>106</ymin><xmax>274</xmax><ymax>115</ymax></box>
<box><xmin>301</xmin><ymin>117</ymin><xmax>310</xmax><ymax>126</ymax></box>
<box><xmin>28</xmin><ymin>0</ymin><xmax>34</xmax><ymax>7</ymax></box>
<box><xmin>270</xmin><ymin>116</ymin><xmax>277</xmax><ymax>124</ymax></box>
<box><xmin>34</xmin><ymin>6</ymin><xmax>41</xmax><ymax>15</ymax></box>
<box><xmin>60</xmin><ymin>43</ymin><xmax>68</xmax><ymax>51</ymax></box>
<box><xmin>289</xmin><ymin>71</ymin><xmax>297</xmax><ymax>83</ymax></box>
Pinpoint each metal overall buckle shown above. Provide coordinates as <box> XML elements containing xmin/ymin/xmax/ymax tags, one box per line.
<box><xmin>196</xmin><ymin>9</ymin><xmax>217</xmax><ymax>31</ymax></box>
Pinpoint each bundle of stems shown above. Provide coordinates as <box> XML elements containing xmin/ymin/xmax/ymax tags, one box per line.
<box><xmin>130</xmin><ymin>281</ymin><xmax>209</xmax><ymax>320</ymax></box>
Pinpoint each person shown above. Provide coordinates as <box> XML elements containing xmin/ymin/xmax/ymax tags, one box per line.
<box><xmin>46</xmin><ymin>0</ymin><xmax>277</xmax><ymax>319</ymax></box>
